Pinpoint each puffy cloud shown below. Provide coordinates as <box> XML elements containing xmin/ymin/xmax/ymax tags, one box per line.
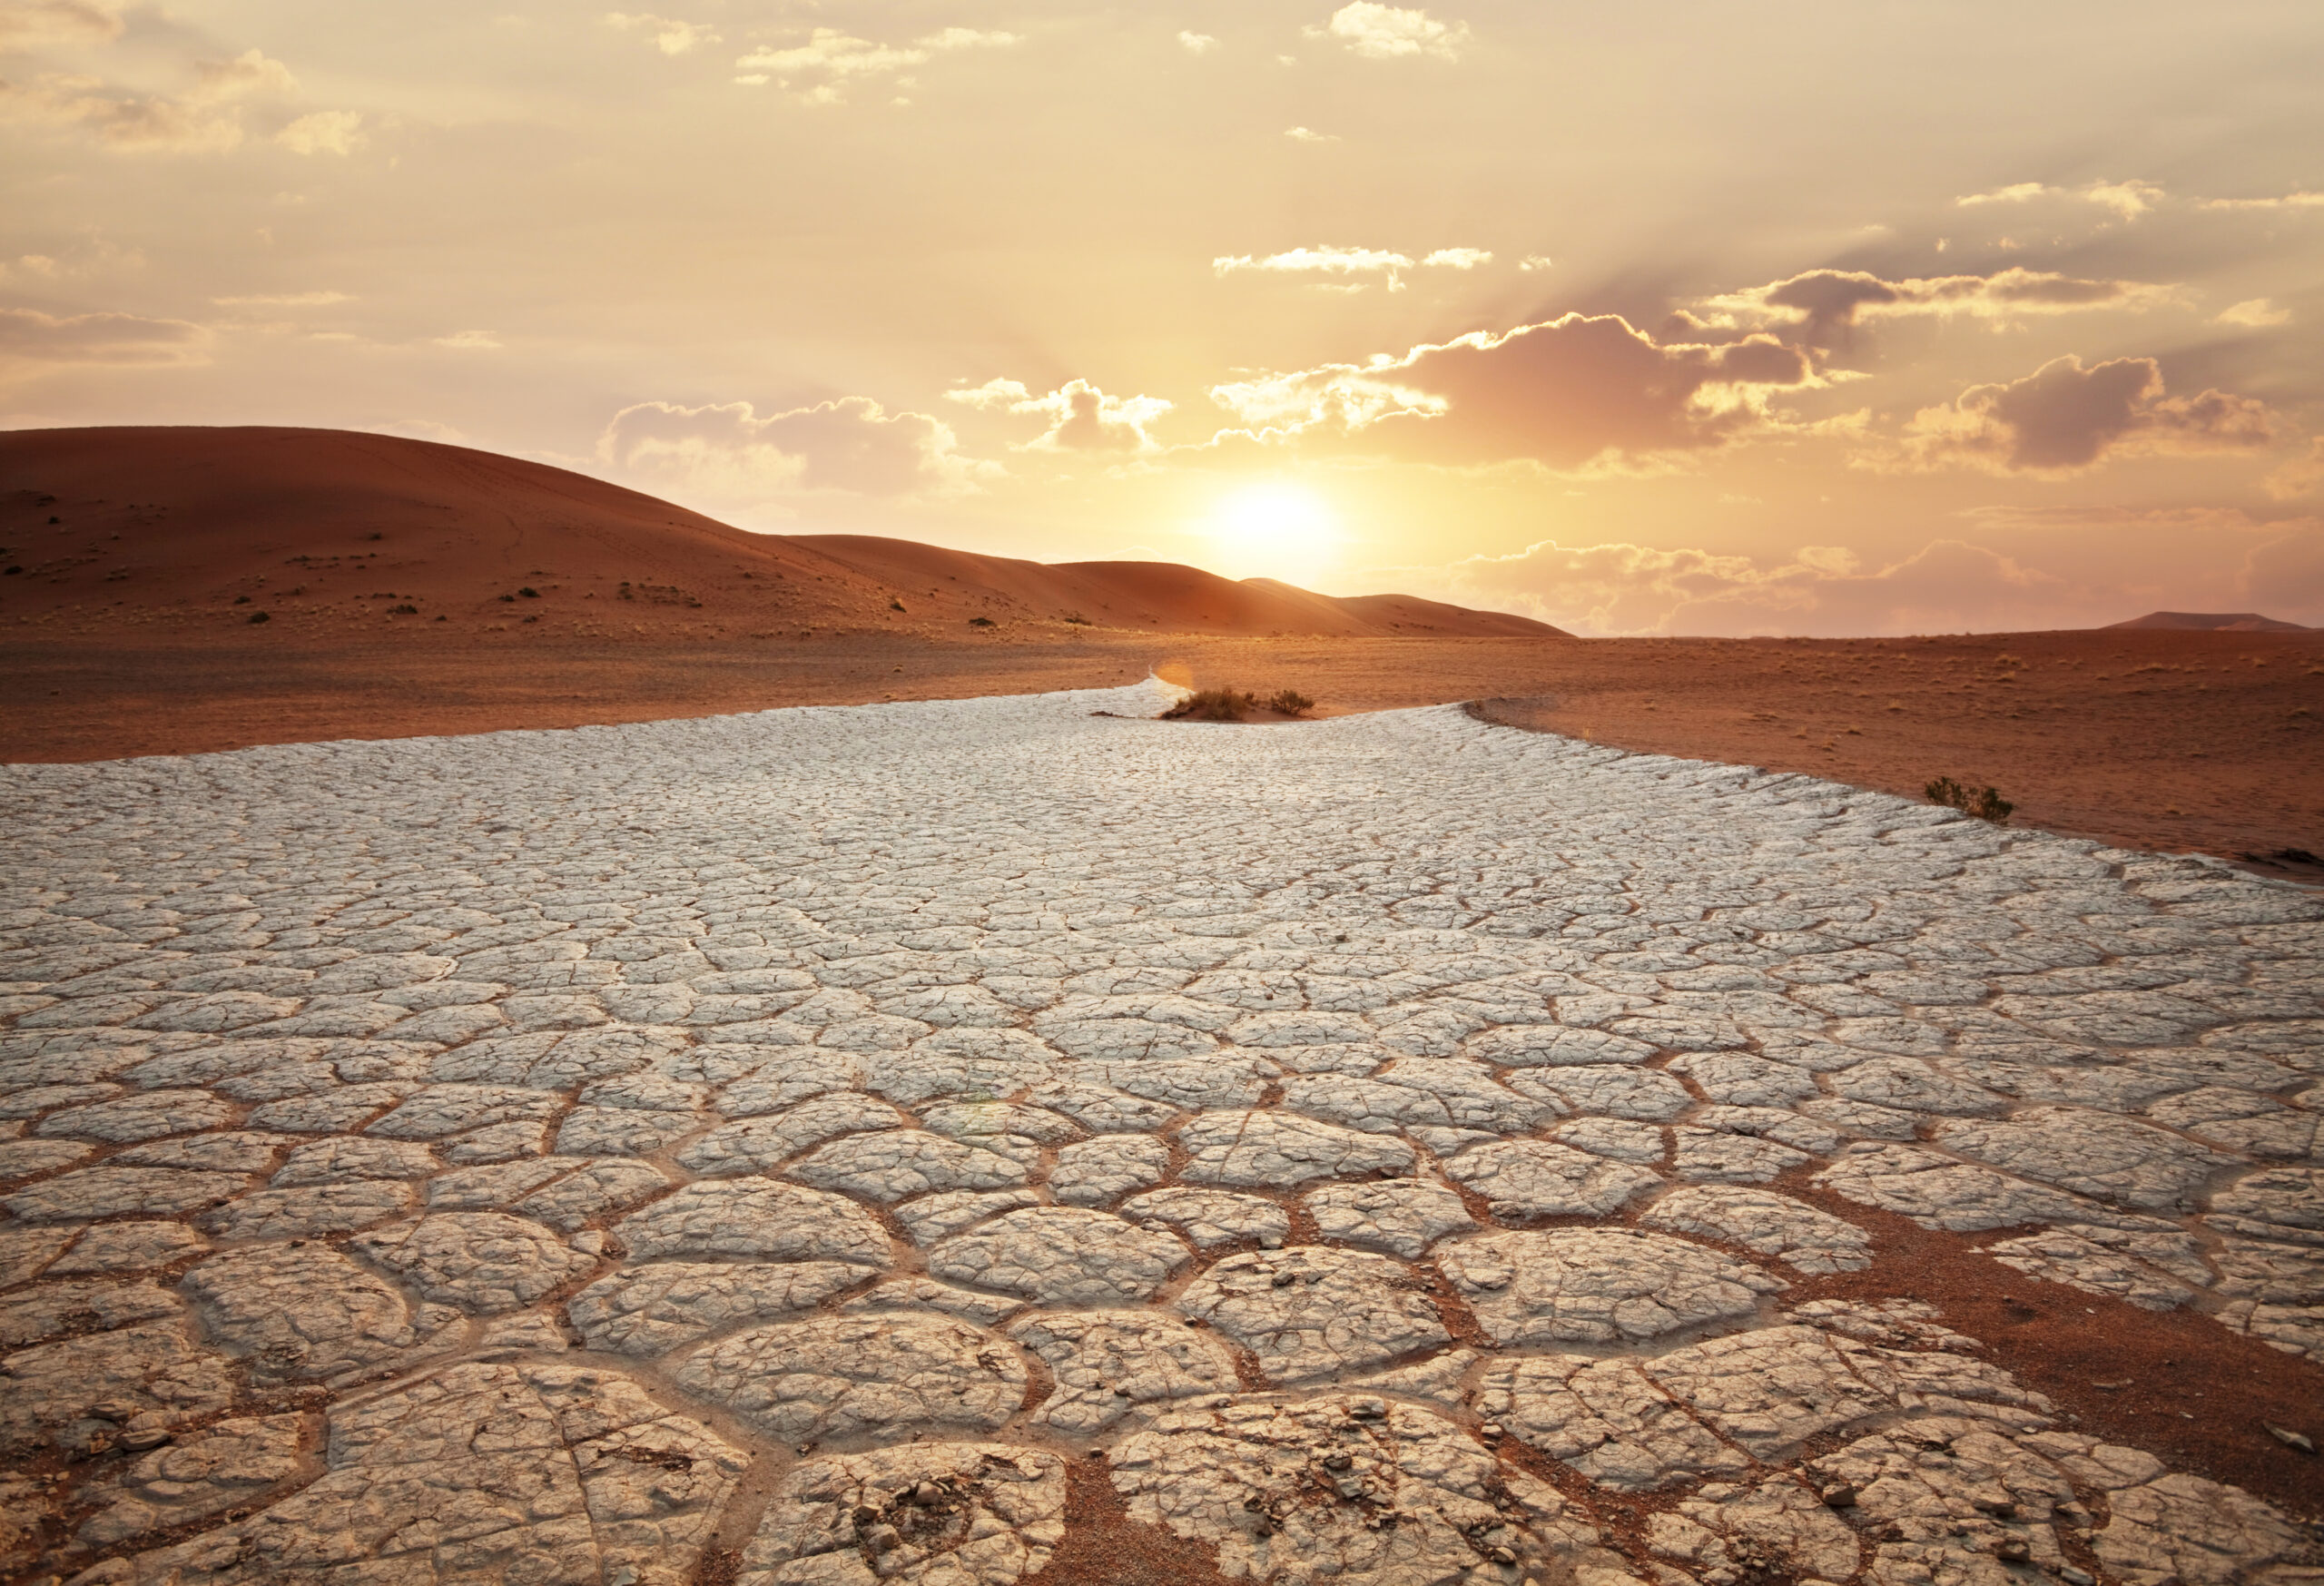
<box><xmin>947</xmin><ymin>376</ymin><xmax>1172</xmax><ymax>453</ymax></box>
<box><xmin>1892</xmin><ymin>354</ymin><xmax>2273</xmax><ymax>474</ymax></box>
<box><xmin>0</xmin><ymin>48</ymin><xmax>299</xmax><ymax>153</ymax></box>
<box><xmin>0</xmin><ymin>0</ymin><xmax>123</xmax><ymax>47</ymax></box>
<box><xmin>1695</xmin><ymin>266</ymin><xmax>2171</xmax><ymax>348</ymax></box>
<box><xmin>0</xmin><ymin>306</ymin><xmax>207</xmax><ymax>369</ymax></box>
<box><xmin>605</xmin><ymin>13</ymin><xmax>720</xmax><ymax>55</ymax></box>
<box><xmin>600</xmin><ymin>396</ymin><xmax>988</xmax><ymax>497</ymax></box>
<box><xmin>734</xmin><ymin>26</ymin><xmax>1016</xmax><ymax>103</ymax></box>
<box><xmin>1177</xmin><ymin>30</ymin><xmax>1218</xmax><ymax>54</ymax></box>
<box><xmin>1422</xmin><ymin>247</ymin><xmax>1491</xmax><ymax>269</ymax></box>
<box><xmin>2215</xmin><ymin>298</ymin><xmax>2290</xmax><ymax>328</ymax></box>
<box><xmin>1284</xmin><ymin>125</ymin><xmax>1337</xmax><ymax>143</ymax></box>
<box><xmin>1518</xmin><ymin>254</ymin><xmax>1553</xmax><ymax>272</ymax></box>
<box><xmin>1308</xmin><ymin>3</ymin><xmax>1469</xmax><ymax>62</ymax></box>
<box><xmin>1955</xmin><ymin>178</ymin><xmax>2162</xmax><ymax>218</ymax></box>
<box><xmin>1208</xmin><ymin>313</ymin><xmax>1815</xmax><ymax>470</ymax></box>
<box><xmin>276</xmin><ymin>109</ymin><xmax>362</xmax><ymax>155</ymax></box>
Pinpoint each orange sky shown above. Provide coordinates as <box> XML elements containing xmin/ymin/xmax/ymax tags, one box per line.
<box><xmin>4</xmin><ymin>0</ymin><xmax>2321</xmax><ymax>632</ymax></box>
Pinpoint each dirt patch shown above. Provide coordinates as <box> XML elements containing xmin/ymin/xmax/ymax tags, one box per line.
<box><xmin>1779</xmin><ymin>1170</ymin><xmax>2324</xmax><ymax>1521</ymax></box>
<box><xmin>1019</xmin><ymin>1453</ymin><xmax>1236</xmax><ymax>1586</ymax></box>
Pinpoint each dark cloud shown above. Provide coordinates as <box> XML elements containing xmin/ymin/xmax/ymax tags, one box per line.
<box><xmin>1897</xmin><ymin>354</ymin><xmax>2274</xmax><ymax>473</ymax></box>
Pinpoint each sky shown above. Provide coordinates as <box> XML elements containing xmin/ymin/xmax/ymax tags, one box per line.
<box><xmin>4</xmin><ymin>0</ymin><xmax>2323</xmax><ymax>634</ymax></box>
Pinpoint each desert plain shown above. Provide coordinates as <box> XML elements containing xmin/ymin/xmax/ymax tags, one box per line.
<box><xmin>0</xmin><ymin>430</ymin><xmax>2319</xmax><ymax>1585</ymax></box>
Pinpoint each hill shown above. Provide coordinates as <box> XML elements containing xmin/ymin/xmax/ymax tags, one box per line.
<box><xmin>2105</xmin><ymin>611</ymin><xmax>2311</xmax><ymax>633</ymax></box>
<box><xmin>0</xmin><ymin>427</ymin><xmax>1563</xmax><ymax>642</ymax></box>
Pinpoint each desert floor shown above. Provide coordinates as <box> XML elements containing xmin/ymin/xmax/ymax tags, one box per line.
<box><xmin>0</xmin><ymin>681</ymin><xmax>2318</xmax><ymax>1583</ymax></box>
<box><xmin>5</xmin><ymin>626</ymin><xmax>2319</xmax><ymax>876</ymax></box>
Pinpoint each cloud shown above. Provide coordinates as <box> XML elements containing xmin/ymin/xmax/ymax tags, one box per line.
<box><xmin>0</xmin><ymin>0</ymin><xmax>123</xmax><ymax>48</ymax></box>
<box><xmin>600</xmin><ymin>396</ymin><xmax>988</xmax><ymax>497</ymax></box>
<box><xmin>2198</xmin><ymin>191</ymin><xmax>2324</xmax><ymax>212</ymax></box>
<box><xmin>2215</xmin><ymin>298</ymin><xmax>2290</xmax><ymax>328</ymax></box>
<box><xmin>1308</xmin><ymin>3</ymin><xmax>1469</xmax><ymax>61</ymax></box>
<box><xmin>211</xmin><ymin>290</ymin><xmax>350</xmax><ymax>307</ymax></box>
<box><xmin>605</xmin><ymin>13</ymin><xmax>720</xmax><ymax>55</ymax></box>
<box><xmin>1422</xmin><ymin>247</ymin><xmax>1491</xmax><ymax>270</ymax></box>
<box><xmin>1955</xmin><ymin>178</ymin><xmax>2162</xmax><ymax>218</ymax></box>
<box><xmin>1399</xmin><ymin>534</ymin><xmax>2086</xmax><ymax>636</ymax></box>
<box><xmin>734</xmin><ymin>26</ymin><xmax>1017</xmax><ymax>103</ymax></box>
<box><xmin>1214</xmin><ymin>244</ymin><xmax>1414</xmax><ymax>290</ymax></box>
<box><xmin>1284</xmin><ymin>125</ymin><xmax>1336</xmax><ymax>143</ymax></box>
<box><xmin>1208</xmin><ymin>313</ymin><xmax>1816</xmax><ymax>470</ymax></box>
<box><xmin>1177</xmin><ymin>30</ymin><xmax>1217</xmax><ymax>54</ymax></box>
<box><xmin>276</xmin><ymin>109</ymin><xmax>362</xmax><ymax>155</ymax></box>
<box><xmin>1695</xmin><ymin>266</ymin><xmax>2172</xmax><ymax>349</ymax></box>
<box><xmin>0</xmin><ymin>306</ymin><xmax>208</xmax><ymax>369</ymax></box>
<box><xmin>2266</xmin><ymin>437</ymin><xmax>2324</xmax><ymax>501</ymax></box>
<box><xmin>1891</xmin><ymin>354</ymin><xmax>2273</xmax><ymax>474</ymax></box>
<box><xmin>949</xmin><ymin>376</ymin><xmax>1171</xmax><ymax>453</ymax></box>
<box><xmin>432</xmin><ymin>330</ymin><xmax>501</xmax><ymax>350</ymax></box>
<box><xmin>1518</xmin><ymin>254</ymin><xmax>1552</xmax><ymax>272</ymax></box>
<box><xmin>0</xmin><ymin>47</ymin><xmax>300</xmax><ymax>153</ymax></box>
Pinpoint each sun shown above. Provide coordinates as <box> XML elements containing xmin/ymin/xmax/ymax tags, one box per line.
<box><xmin>1202</xmin><ymin>482</ymin><xmax>1344</xmax><ymax>586</ymax></box>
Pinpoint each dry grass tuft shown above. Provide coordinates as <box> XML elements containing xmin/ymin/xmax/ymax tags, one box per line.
<box><xmin>1925</xmin><ymin>775</ymin><xmax>2014</xmax><ymax>824</ymax></box>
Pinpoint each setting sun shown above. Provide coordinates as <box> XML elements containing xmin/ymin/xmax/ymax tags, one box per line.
<box><xmin>1204</xmin><ymin>482</ymin><xmax>1344</xmax><ymax>584</ymax></box>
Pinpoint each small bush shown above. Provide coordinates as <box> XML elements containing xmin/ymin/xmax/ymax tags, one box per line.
<box><xmin>1925</xmin><ymin>776</ymin><xmax>2014</xmax><ymax>824</ymax></box>
<box><xmin>1162</xmin><ymin>687</ymin><xmax>1256</xmax><ymax>722</ymax></box>
<box><xmin>246</xmin><ymin>611</ymin><xmax>270</xmax><ymax>625</ymax></box>
<box><xmin>1061</xmin><ymin>611</ymin><xmax>1091</xmax><ymax>626</ymax></box>
<box><xmin>519</xmin><ymin>586</ymin><xmax>541</xmax><ymax>598</ymax></box>
<box><xmin>968</xmin><ymin>616</ymin><xmax>995</xmax><ymax>627</ymax></box>
<box><xmin>1265</xmin><ymin>689</ymin><xmax>1315</xmax><ymax>717</ymax></box>
<box><xmin>389</xmin><ymin>603</ymin><xmax>419</xmax><ymax>615</ymax></box>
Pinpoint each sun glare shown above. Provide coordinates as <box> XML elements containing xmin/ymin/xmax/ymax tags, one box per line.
<box><xmin>1203</xmin><ymin>482</ymin><xmax>1344</xmax><ymax>586</ymax></box>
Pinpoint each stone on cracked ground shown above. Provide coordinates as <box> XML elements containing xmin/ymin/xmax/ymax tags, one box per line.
<box><xmin>736</xmin><ymin>1442</ymin><xmax>1067</xmax><ymax>1586</ymax></box>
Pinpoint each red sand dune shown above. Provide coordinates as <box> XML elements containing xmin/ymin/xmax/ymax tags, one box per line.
<box><xmin>2106</xmin><ymin>610</ymin><xmax>2311</xmax><ymax>633</ymax></box>
<box><xmin>0</xmin><ymin>427</ymin><xmax>1560</xmax><ymax>642</ymax></box>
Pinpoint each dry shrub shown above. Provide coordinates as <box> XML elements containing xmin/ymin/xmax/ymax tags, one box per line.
<box><xmin>1265</xmin><ymin>689</ymin><xmax>1315</xmax><ymax>717</ymax></box>
<box><xmin>1925</xmin><ymin>776</ymin><xmax>2014</xmax><ymax>824</ymax></box>
<box><xmin>1162</xmin><ymin>687</ymin><xmax>1256</xmax><ymax>722</ymax></box>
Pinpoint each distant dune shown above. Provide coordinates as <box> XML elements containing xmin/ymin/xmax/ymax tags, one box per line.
<box><xmin>0</xmin><ymin>427</ymin><xmax>1561</xmax><ymax>642</ymax></box>
<box><xmin>2106</xmin><ymin>610</ymin><xmax>2312</xmax><ymax>633</ymax></box>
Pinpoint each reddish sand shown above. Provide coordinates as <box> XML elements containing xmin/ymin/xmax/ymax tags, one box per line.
<box><xmin>0</xmin><ymin>427</ymin><xmax>1557</xmax><ymax>644</ymax></box>
<box><xmin>5</xmin><ymin>426</ymin><xmax>2320</xmax><ymax>876</ymax></box>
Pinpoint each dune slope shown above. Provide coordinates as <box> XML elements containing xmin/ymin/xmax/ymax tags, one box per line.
<box><xmin>0</xmin><ymin>427</ymin><xmax>1561</xmax><ymax>642</ymax></box>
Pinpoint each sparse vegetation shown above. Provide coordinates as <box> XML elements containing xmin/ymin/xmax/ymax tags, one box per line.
<box><xmin>389</xmin><ymin>603</ymin><xmax>419</xmax><ymax>615</ymax></box>
<box><xmin>1061</xmin><ymin>611</ymin><xmax>1091</xmax><ymax>626</ymax></box>
<box><xmin>246</xmin><ymin>611</ymin><xmax>270</xmax><ymax>625</ymax></box>
<box><xmin>1162</xmin><ymin>687</ymin><xmax>1257</xmax><ymax>722</ymax></box>
<box><xmin>519</xmin><ymin>586</ymin><xmax>541</xmax><ymax>598</ymax></box>
<box><xmin>1162</xmin><ymin>686</ymin><xmax>1321</xmax><ymax>723</ymax></box>
<box><xmin>967</xmin><ymin>616</ymin><xmax>995</xmax><ymax>627</ymax></box>
<box><xmin>1925</xmin><ymin>776</ymin><xmax>2014</xmax><ymax>824</ymax></box>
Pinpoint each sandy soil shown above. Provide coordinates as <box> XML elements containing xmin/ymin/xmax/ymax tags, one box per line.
<box><xmin>7</xmin><ymin>626</ymin><xmax>2319</xmax><ymax>876</ymax></box>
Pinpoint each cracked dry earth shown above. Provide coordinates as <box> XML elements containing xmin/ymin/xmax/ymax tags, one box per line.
<box><xmin>1</xmin><ymin>676</ymin><xmax>2320</xmax><ymax>1586</ymax></box>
